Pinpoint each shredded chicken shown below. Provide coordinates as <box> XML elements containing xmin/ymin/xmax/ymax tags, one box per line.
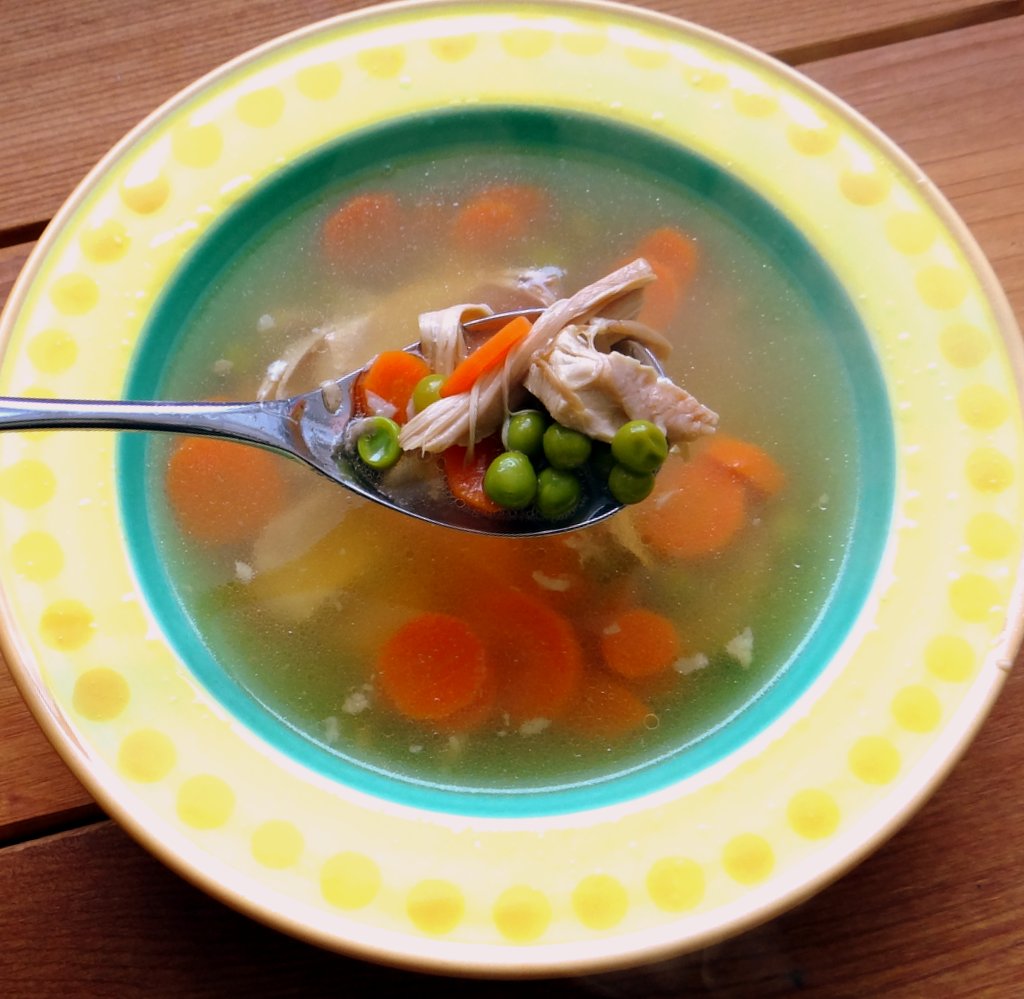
<box><xmin>418</xmin><ymin>303</ymin><xmax>491</xmax><ymax>377</ymax></box>
<box><xmin>525</xmin><ymin>321</ymin><xmax>717</xmax><ymax>444</ymax></box>
<box><xmin>399</xmin><ymin>259</ymin><xmax>657</xmax><ymax>453</ymax></box>
<box><xmin>258</xmin><ymin>317</ymin><xmax>368</xmax><ymax>401</ymax></box>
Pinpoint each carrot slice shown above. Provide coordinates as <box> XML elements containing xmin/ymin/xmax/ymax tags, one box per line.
<box><xmin>321</xmin><ymin>192</ymin><xmax>401</xmax><ymax>264</ymax></box>
<box><xmin>165</xmin><ymin>437</ymin><xmax>288</xmax><ymax>545</ymax></box>
<box><xmin>470</xmin><ymin>587</ymin><xmax>584</xmax><ymax>724</ymax></box>
<box><xmin>452</xmin><ymin>184</ymin><xmax>547</xmax><ymax>253</ymax></box>
<box><xmin>440</xmin><ymin>316</ymin><xmax>532</xmax><ymax>398</ymax></box>
<box><xmin>355</xmin><ymin>350</ymin><xmax>431</xmax><ymax>422</ymax></box>
<box><xmin>601</xmin><ymin>608</ymin><xmax>682</xmax><ymax>679</ymax></box>
<box><xmin>636</xmin><ymin>455</ymin><xmax>748</xmax><ymax>559</ymax></box>
<box><xmin>376</xmin><ymin>613</ymin><xmax>489</xmax><ymax>721</ymax></box>
<box><xmin>434</xmin><ymin>668</ymin><xmax>498</xmax><ymax>733</ymax></box>
<box><xmin>636</xmin><ymin>227</ymin><xmax>699</xmax><ymax>288</ymax></box>
<box><xmin>442</xmin><ymin>436</ymin><xmax>504</xmax><ymax>515</ymax></box>
<box><xmin>703</xmin><ymin>436</ymin><xmax>787</xmax><ymax>497</ymax></box>
<box><xmin>566</xmin><ymin>674</ymin><xmax>651</xmax><ymax>740</ymax></box>
<box><xmin>636</xmin><ymin>258</ymin><xmax>681</xmax><ymax>330</ymax></box>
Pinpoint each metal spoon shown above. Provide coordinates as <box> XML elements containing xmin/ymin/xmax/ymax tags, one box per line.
<box><xmin>0</xmin><ymin>308</ymin><xmax>661</xmax><ymax>537</ymax></box>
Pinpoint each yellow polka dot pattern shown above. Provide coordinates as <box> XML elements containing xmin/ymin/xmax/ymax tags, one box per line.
<box><xmin>849</xmin><ymin>737</ymin><xmax>901</xmax><ymax>785</ymax></box>
<box><xmin>118</xmin><ymin>729</ymin><xmax>176</xmax><ymax>782</ymax></box>
<box><xmin>296</xmin><ymin>63</ymin><xmax>342</xmax><ymax>99</ymax></box>
<box><xmin>73</xmin><ymin>668</ymin><xmax>130</xmax><ymax>721</ymax></box>
<box><xmin>925</xmin><ymin>635</ymin><xmax>975</xmax><ymax>683</ymax></box>
<box><xmin>965</xmin><ymin>513</ymin><xmax>1015</xmax><ymax>560</ymax></box>
<box><xmin>11</xmin><ymin>531</ymin><xmax>63</xmax><ymax>581</ymax></box>
<box><xmin>50</xmin><ymin>274</ymin><xmax>99</xmax><ymax>315</ymax></box>
<box><xmin>949</xmin><ymin>573</ymin><xmax>1002</xmax><ymax>622</ymax></box>
<box><xmin>28</xmin><ymin>329</ymin><xmax>78</xmax><ymax>374</ymax></box>
<box><xmin>957</xmin><ymin>385</ymin><xmax>1010</xmax><ymax>429</ymax></box>
<box><xmin>172</xmin><ymin>122</ymin><xmax>222</xmax><ymax>168</ymax></box>
<box><xmin>177</xmin><ymin>775</ymin><xmax>235</xmax><ymax>829</ymax></box>
<box><xmin>0</xmin><ymin>5</ymin><xmax>1019</xmax><ymax>964</ymax></box>
<box><xmin>251</xmin><ymin>819</ymin><xmax>303</xmax><ymax>868</ymax></box>
<box><xmin>892</xmin><ymin>685</ymin><xmax>942</xmax><ymax>733</ymax></box>
<box><xmin>40</xmin><ymin>599</ymin><xmax>94</xmax><ymax>650</ymax></box>
<box><xmin>320</xmin><ymin>852</ymin><xmax>381</xmax><ymax>909</ymax></box>
<box><xmin>787</xmin><ymin>790</ymin><xmax>841</xmax><ymax>840</ymax></box>
<box><xmin>940</xmin><ymin>322</ymin><xmax>991</xmax><ymax>368</ymax></box>
<box><xmin>966</xmin><ymin>448</ymin><xmax>1014</xmax><ymax>492</ymax></box>
<box><xmin>0</xmin><ymin>459</ymin><xmax>56</xmax><ymax>508</ymax></box>
<box><xmin>723</xmin><ymin>834</ymin><xmax>775</xmax><ymax>885</ymax></box>
<box><xmin>916</xmin><ymin>265</ymin><xmax>969</xmax><ymax>310</ymax></box>
<box><xmin>646</xmin><ymin>858</ymin><xmax>705</xmax><ymax>912</ymax></box>
<box><xmin>236</xmin><ymin>88</ymin><xmax>285</xmax><ymax>128</ymax></box>
<box><xmin>572</xmin><ymin>874</ymin><xmax>629</xmax><ymax>930</ymax></box>
<box><xmin>493</xmin><ymin>886</ymin><xmax>552</xmax><ymax>943</ymax></box>
<box><xmin>406</xmin><ymin>879</ymin><xmax>464</xmax><ymax>935</ymax></box>
<box><xmin>80</xmin><ymin>220</ymin><xmax>130</xmax><ymax>263</ymax></box>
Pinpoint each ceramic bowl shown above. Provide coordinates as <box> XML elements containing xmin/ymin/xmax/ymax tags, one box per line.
<box><xmin>1</xmin><ymin>0</ymin><xmax>1021</xmax><ymax>977</ymax></box>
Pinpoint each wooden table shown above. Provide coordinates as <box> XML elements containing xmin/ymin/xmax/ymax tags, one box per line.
<box><xmin>2</xmin><ymin>2</ymin><xmax>1022</xmax><ymax>994</ymax></box>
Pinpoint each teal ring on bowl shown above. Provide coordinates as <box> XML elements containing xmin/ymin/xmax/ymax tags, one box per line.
<box><xmin>118</xmin><ymin>107</ymin><xmax>895</xmax><ymax>818</ymax></box>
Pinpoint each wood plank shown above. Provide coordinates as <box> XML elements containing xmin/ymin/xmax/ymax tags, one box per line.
<box><xmin>0</xmin><ymin>667</ymin><xmax>1020</xmax><ymax>994</ymax></box>
<box><xmin>0</xmin><ymin>0</ymin><xmax>1014</xmax><ymax>234</ymax></box>
<box><xmin>802</xmin><ymin>15</ymin><xmax>1024</xmax><ymax>320</ymax></box>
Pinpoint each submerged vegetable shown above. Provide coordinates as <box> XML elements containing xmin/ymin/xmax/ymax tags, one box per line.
<box><xmin>354</xmin><ymin>416</ymin><xmax>402</xmax><ymax>470</ymax></box>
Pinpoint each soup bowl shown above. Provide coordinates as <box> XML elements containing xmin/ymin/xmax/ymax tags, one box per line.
<box><xmin>1</xmin><ymin>0</ymin><xmax>1022</xmax><ymax>977</ymax></box>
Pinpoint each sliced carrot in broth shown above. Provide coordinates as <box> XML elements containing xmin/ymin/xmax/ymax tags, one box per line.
<box><xmin>165</xmin><ymin>437</ymin><xmax>288</xmax><ymax>545</ymax></box>
<box><xmin>636</xmin><ymin>227</ymin><xmax>699</xmax><ymax>289</ymax></box>
<box><xmin>321</xmin><ymin>191</ymin><xmax>402</xmax><ymax>264</ymax></box>
<box><xmin>470</xmin><ymin>586</ymin><xmax>584</xmax><ymax>725</ymax></box>
<box><xmin>636</xmin><ymin>454</ymin><xmax>747</xmax><ymax>559</ymax></box>
<box><xmin>703</xmin><ymin>435</ymin><xmax>787</xmax><ymax>497</ymax></box>
<box><xmin>601</xmin><ymin>608</ymin><xmax>682</xmax><ymax>679</ymax></box>
<box><xmin>566</xmin><ymin>673</ymin><xmax>652</xmax><ymax>740</ymax></box>
<box><xmin>375</xmin><ymin>612</ymin><xmax>489</xmax><ymax>721</ymax></box>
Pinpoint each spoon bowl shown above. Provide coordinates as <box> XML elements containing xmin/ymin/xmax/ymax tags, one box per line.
<box><xmin>0</xmin><ymin>308</ymin><xmax>662</xmax><ymax>537</ymax></box>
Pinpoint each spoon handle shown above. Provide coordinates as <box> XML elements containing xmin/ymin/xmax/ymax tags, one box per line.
<box><xmin>0</xmin><ymin>396</ymin><xmax>296</xmax><ymax>453</ymax></box>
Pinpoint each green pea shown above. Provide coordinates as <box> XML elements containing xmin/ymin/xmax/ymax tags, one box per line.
<box><xmin>503</xmin><ymin>409</ymin><xmax>546</xmax><ymax>457</ymax></box>
<box><xmin>483</xmin><ymin>451</ymin><xmax>537</xmax><ymax>510</ymax></box>
<box><xmin>412</xmin><ymin>373</ymin><xmax>444</xmax><ymax>413</ymax></box>
<box><xmin>355</xmin><ymin>416</ymin><xmax>401</xmax><ymax>470</ymax></box>
<box><xmin>608</xmin><ymin>463</ymin><xmax>655</xmax><ymax>505</ymax></box>
<box><xmin>542</xmin><ymin>423</ymin><xmax>592</xmax><ymax>470</ymax></box>
<box><xmin>611</xmin><ymin>420</ymin><xmax>669</xmax><ymax>474</ymax></box>
<box><xmin>536</xmin><ymin>468</ymin><xmax>582</xmax><ymax>520</ymax></box>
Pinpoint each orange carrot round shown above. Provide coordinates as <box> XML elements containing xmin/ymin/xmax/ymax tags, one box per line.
<box><xmin>452</xmin><ymin>184</ymin><xmax>548</xmax><ymax>253</ymax></box>
<box><xmin>567</xmin><ymin>674</ymin><xmax>652</xmax><ymax>740</ymax></box>
<box><xmin>165</xmin><ymin>437</ymin><xmax>288</xmax><ymax>545</ymax></box>
<box><xmin>321</xmin><ymin>191</ymin><xmax>402</xmax><ymax>264</ymax></box>
<box><xmin>636</xmin><ymin>455</ymin><xmax>748</xmax><ymax>559</ymax></box>
<box><xmin>703</xmin><ymin>435</ymin><xmax>786</xmax><ymax>497</ymax></box>
<box><xmin>637</xmin><ymin>258</ymin><xmax>681</xmax><ymax>330</ymax></box>
<box><xmin>442</xmin><ymin>437</ymin><xmax>504</xmax><ymax>515</ymax></box>
<box><xmin>636</xmin><ymin>227</ymin><xmax>699</xmax><ymax>288</ymax></box>
<box><xmin>355</xmin><ymin>350</ymin><xmax>431</xmax><ymax>422</ymax></box>
<box><xmin>376</xmin><ymin>613</ymin><xmax>489</xmax><ymax>721</ymax></box>
<box><xmin>601</xmin><ymin>608</ymin><xmax>681</xmax><ymax>679</ymax></box>
<box><xmin>471</xmin><ymin>587</ymin><xmax>583</xmax><ymax>724</ymax></box>
<box><xmin>440</xmin><ymin>316</ymin><xmax>532</xmax><ymax>397</ymax></box>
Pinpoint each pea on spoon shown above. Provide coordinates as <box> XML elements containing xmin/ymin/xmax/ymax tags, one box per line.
<box><xmin>0</xmin><ymin>308</ymin><xmax>663</xmax><ymax>538</ymax></box>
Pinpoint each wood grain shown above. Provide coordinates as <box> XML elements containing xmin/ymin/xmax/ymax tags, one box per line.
<box><xmin>802</xmin><ymin>14</ymin><xmax>1024</xmax><ymax>320</ymax></box>
<box><xmin>0</xmin><ymin>667</ymin><xmax>1019</xmax><ymax>996</ymax></box>
<box><xmin>0</xmin><ymin>0</ymin><xmax>1016</xmax><ymax>234</ymax></box>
